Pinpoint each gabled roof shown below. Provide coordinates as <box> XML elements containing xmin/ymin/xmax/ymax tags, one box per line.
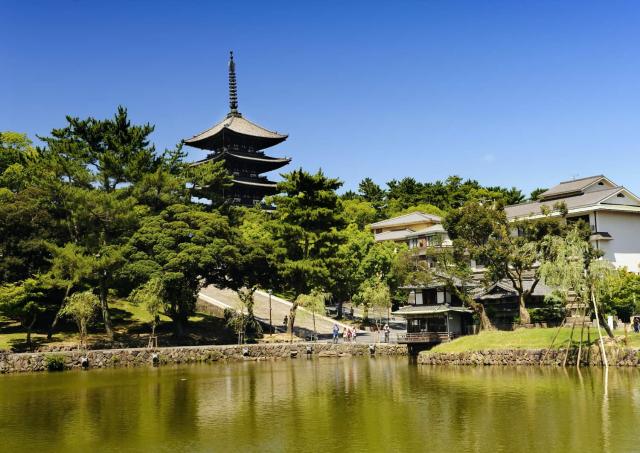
<box><xmin>406</xmin><ymin>224</ymin><xmax>447</xmax><ymax>238</ymax></box>
<box><xmin>538</xmin><ymin>175</ymin><xmax>611</xmax><ymax>200</ymax></box>
<box><xmin>374</xmin><ymin>229</ymin><xmax>415</xmax><ymax>242</ymax></box>
<box><xmin>474</xmin><ymin>279</ymin><xmax>552</xmax><ymax>300</ymax></box>
<box><xmin>393</xmin><ymin>305</ymin><xmax>473</xmax><ymax>316</ymax></box>
<box><xmin>505</xmin><ymin>186</ymin><xmax>640</xmax><ymax>219</ymax></box>
<box><xmin>184</xmin><ymin>114</ymin><xmax>288</xmax><ymax>151</ymax></box>
<box><xmin>370</xmin><ymin>211</ymin><xmax>441</xmax><ymax>229</ymax></box>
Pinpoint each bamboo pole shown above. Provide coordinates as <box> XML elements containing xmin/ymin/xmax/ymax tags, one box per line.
<box><xmin>591</xmin><ymin>290</ymin><xmax>608</xmax><ymax>368</ymax></box>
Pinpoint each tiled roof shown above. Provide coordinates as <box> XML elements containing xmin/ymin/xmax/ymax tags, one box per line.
<box><xmin>406</xmin><ymin>224</ymin><xmax>447</xmax><ymax>238</ymax></box>
<box><xmin>393</xmin><ymin>305</ymin><xmax>473</xmax><ymax>316</ymax></box>
<box><xmin>370</xmin><ymin>212</ymin><xmax>441</xmax><ymax>229</ymax></box>
<box><xmin>505</xmin><ymin>187</ymin><xmax>622</xmax><ymax>219</ymax></box>
<box><xmin>538</xmin><ymin>175</ymin><xmax>606</xmax><ymax>200</ymax></box>
<box><xmin>474</xmin><ymin>279</ymin><xmax>553</xmax><ymax>300</ymax></box>
<box><xmin>185</xmin><ymin>114</ymin><xmax>287</xmax><ymax>148</ymax></box>
<box><xmin>374</xmin><ymin>229</ymin><xmax>414</xmax><ymax>241</ymax></box>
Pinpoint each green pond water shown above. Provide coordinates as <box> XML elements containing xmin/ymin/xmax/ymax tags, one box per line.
<box><xmin>0</xmin><ymin>357</ymin><xmax>638</xmax><ymax>452</ymax></box>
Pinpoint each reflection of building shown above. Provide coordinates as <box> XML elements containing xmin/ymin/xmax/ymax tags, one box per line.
<box><xmin>185</xmin><ymin>52</ymin><xmax>291</xmax><ymax>206</ymax></box>
<box><xmin>506</xmin><ymin>175</ymin><xmax>640</xmax><ymax>272</ymax></box>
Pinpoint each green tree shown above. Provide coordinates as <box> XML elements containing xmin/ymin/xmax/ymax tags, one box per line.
<box><xmin>0</xmin><ymin>278</ymin><xmax>46</xmax><ymax>347</ymax></box>
<box><xmin>445</xmin><ymin>201</ymin><xmax>563</xmax><ymax>324</ymax></box>
<box><xmin>270</xmin><ymin>169</ymin><xmax>345</xmax><ymax>338</ymax></box>
<box><xmin>129</xmin><ymin>277</ymin><xmax>165</xmax><ymax>339</ymax></box>
<box><xmin>602</xmin><ymin>271</ymin><xmax>640</xmax><ymax>322</ymax></box>
<box><xmin>296</xmin><ymin>289</ymin><xmax>329</xmax><ymax>341</ymax></box>
<box><xmin>60</xmin><ymin>291</ymin><xmax>100</xmax><ymax>347</ymax></box>
<box><xmin>341</xmin><ymin>198</ymin><xmax>377</xmax><ymax>229</ymax></box>
<box><xmin>539</xmin><ymin>228</ymin><xmax>618</xmax><ymax>338</ymax></box>
<box><xmin>125</xmin><ymin>204</ymin><xmax>238</xmax><ymax>336</ymax></box>
<box><xmin>353</xmin><ymin>278</ymin><xmax>391</xmax><ymax>325</ymax></box>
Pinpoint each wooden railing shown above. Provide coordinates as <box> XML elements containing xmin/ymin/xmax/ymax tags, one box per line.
<box><xmin>396</xmin><ymin>332</ymin><xmax>458</xmax><ymax>343</ymax></box>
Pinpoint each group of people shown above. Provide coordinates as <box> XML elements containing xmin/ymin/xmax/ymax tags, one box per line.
<box><xmin>332</xmin><ymin>324</ymin><xmax>358</xmax><ymax>343</ymax></box>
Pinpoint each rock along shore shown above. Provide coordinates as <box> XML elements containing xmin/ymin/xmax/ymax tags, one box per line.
<box><xmin>418</xmin><ymin>345</ymin><xmax>640</xmax><ymax>367</ymax></box>
<box><xmin>0</xmin><ymin>342</ymin><xmax>408</xmax><ymax>374</ymax></box>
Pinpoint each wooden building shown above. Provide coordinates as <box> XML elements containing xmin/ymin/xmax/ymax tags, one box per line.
<box><xmin>184</xmin><ymin>52</ymin><xmax>291</xmax><ymax>206</ymax></box>
<box><xmin>394</xmin><ymin>280</ymin><xmax>474</xmax><ymax>352</ymax></box>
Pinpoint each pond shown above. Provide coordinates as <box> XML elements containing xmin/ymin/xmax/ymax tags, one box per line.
<box><xmin>0</xmin><ymin>357</ymin><xmax>638</xmax><ymax>452</ymax></box>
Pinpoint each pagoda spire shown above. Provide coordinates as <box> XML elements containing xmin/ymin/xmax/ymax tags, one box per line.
<box><xmin>228</xmin><ymin>51</ymin><xmax>240</xmax><ymax>116</ymax></box>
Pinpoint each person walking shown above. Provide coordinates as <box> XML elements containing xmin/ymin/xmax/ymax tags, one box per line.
<box><xmin>351</xmin><ymin>327</ymin><xmax>357</xmax><ymax>343</ymax></box>
<box><xmin>384</xmin><ymin>323</ymin><xmax>390</xmax><ymax>343</ymax></box>
<box><xmin>332</xmin><ymin>323</ymin><xmax>340</xmax><ymax>344</ymax></box>
<box><xmin>343</xmin><ymin>327</ymin><xmax>348</xmax><ymax>342</ymax></box>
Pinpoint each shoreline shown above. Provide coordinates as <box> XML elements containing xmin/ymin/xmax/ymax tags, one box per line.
<box><xmin>418</xmin><ymin>345</ymin><xmax>640</xmax><ymax>367</ymax></box>
<box><xmin>0</xmin><ymin>342</ymin><xmax>408</xmax><ymax>374</ymax></box>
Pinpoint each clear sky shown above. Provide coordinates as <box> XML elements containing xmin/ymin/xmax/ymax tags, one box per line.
<box><xmin>3</xmin><ymin>0</ymin><xmax>640</xmax><ymax>196</ymax></box>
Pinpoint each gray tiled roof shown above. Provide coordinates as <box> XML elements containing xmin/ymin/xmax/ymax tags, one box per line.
<box><xmin>474</xmin><ymin>278</ymin><xmax>553</xmax><ymax>300</ymax></box>
<box><xmin>406</xmin><ymin>224</ymin><xmax>447</xmax><ymax>238</ymax></box>
<box><xmin>374</xmin><ymin>229</ymin><xmax>415</xmax><ymax>241</ymax></box>
<box><xmin>370</xmin><ymin>212</ymin><xmax>441</xmax><ymax>229</ymax></box>
<box><xmin>185</xmin><ymin>115</ymin><xmax>287</xmax><ymax>144</ymax></box>
<box><xmin>538</xmin><ymin>175</ymin><xmax>605</xmax><ymax>200</ymax></box>
<box><xmin>505</xmin><ymin>187</ymin><xmax>622</xmax><ymax>219</ymax></box>
<box><xmin>393</xmin><ymin>305</ymin><xmax>473</xmax><ymax>316</ymax></box>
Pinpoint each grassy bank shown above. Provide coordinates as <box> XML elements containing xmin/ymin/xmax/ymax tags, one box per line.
<box><xmin>0</xmin><ymin>299</ymin><xmax>236</xmax><ymax>352</ymax></box>
<box><xmin>430</xmin><ymin>327</ymin><xmax>640</xmax><ymax>354</ymax></box>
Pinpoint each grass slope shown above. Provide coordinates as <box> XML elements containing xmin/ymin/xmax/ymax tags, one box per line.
<box><xmin>429</xmin><ymin>326</ymin><xmax>634</xmax><ymax>354</ymax></box>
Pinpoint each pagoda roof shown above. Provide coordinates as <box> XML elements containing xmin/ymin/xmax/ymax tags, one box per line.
<box><xmin>232</xmin><ymin>178</ymin><xmax>278</xmax><ymax>189</ymax></box>
<box><xmin>184</xmin><ymin>113</ymin><xmax>288</xmax><ymax>151</ymax></box>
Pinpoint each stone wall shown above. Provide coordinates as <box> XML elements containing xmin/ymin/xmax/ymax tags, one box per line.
<box><xmin>0</xmin><ymin>342</ymin><xmax>407</xmax><ymax>374</ymax></box>
<box><xmin>418</xmin><ymin>346</ymin><xmax>640</xmax><ymax>367</ymax></box>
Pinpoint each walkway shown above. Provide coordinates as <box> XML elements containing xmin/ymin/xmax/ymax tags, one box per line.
<box><xmin>198</xmin><ymin>286</ymin><xmax>406</xmax><ymax>342</ymax></box>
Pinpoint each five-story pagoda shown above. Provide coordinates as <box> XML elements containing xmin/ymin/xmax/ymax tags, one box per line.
<box><xmin>184</xmin><ymin>51</ymin><xmax>291</xmax><ymax>206</ymax></box>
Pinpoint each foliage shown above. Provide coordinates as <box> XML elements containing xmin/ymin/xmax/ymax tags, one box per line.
<box><xmin>353</xmin><ymin>278</ymin><xmax>391</xmax><ymax>322</ymax></box>
<box><xmin>445</xmin><ymin>201</ymin><xmax>564</xmax><ymax>324</ymax></box>
<box><xmin>0</xmin><ymin>278</ymin><xmax>47</xmax><ymax>345</ymax></box>
<box><xmin>539</xmin><ymin>228</ymin><xmax>619</xmax><ymax>337</ymax></box>
<box><xmin>124</xmin><ymin>204</ymin><xmax>238</xmax><ymax>336</ymax></box>
<box><xmin>269</xmin><ymin>169</ymin><xmax>345</xmax><ymax>334</ymax></box>
<box><xmin>129</xmin><ymin>277</ymin><xmax>165</xmax><ymax>336</ymax></box>
<box><xmin>296</xmin><ymin>289</ymin><xmax>330</xmax><ymax>339</ymax></box>
<box><xmin>45</xmin><ymin>354</ymin><xmax>66</xmax><ymax>372</ymax></box>
<box><xmin>601</xmin><ymin>271</ymin><xmax>640</xmax><ymax>322</ymax></box>
<box><xmin>60</xmin><ymin>291</ymin><xmax>100</xmax><ymax>346</ymax></box>
<box><xmin>528</xmin><ymin>293</ymin><xmax>566</xmax><ymax>323</ymax></box>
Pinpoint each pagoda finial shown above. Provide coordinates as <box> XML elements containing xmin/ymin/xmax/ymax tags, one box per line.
<box><xmin>228</xmin><ymin>50</ymin><xmax>240</xmax><ymax>116</ymax></box>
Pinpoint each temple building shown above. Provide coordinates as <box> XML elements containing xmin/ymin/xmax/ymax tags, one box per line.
<box><xmin>184</xmin><ymin>51</ymin><xmax>291</xmax><ymax>206</ymax></box>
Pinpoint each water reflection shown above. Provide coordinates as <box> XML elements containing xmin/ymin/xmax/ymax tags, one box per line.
<box><xmin>0</xmin><ymin>359</ymin><xmax>639</xmax><ymax>452</ymax></box>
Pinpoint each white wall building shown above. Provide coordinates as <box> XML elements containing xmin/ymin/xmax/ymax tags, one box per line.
<box><xmin>505</xmin><ymin>175</ymin><xmax>640</xmax><ymax>273</ymax></box>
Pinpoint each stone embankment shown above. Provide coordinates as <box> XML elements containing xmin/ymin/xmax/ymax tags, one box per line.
<box><xmin>419</xmin><ymin>346</ymin><xmax>640</xmax><ymax>367</ymax></box>
<box><xmin>0</xmin><ymin>342</ymin><xmax>407</xmax><ymax>374</ymax></box>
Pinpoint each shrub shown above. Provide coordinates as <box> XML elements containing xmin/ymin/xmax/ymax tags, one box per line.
<box><xmin>45</xmin><ymin>354</ymin><xmax>65</xmax><ymax>372</ymax></box>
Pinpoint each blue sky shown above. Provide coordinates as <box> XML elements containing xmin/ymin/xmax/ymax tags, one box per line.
<box><xmin>3</xmin><ymin>0</ymin><xmax>640</xmax><ymax>196</ymax></box>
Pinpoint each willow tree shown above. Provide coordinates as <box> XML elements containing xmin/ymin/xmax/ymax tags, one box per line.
<box><xmin>539</xmin><ymin>228</ymin><xmax>618</xmax><ymax>340</ymax></box>
<box><xmin>296</xmin><ymin>290</ymin><xmax>330</xmax><ymax>341</ymax></box>
<box><xmin>60</xmin><ymin>291</ymin><xmax>100</xmax><ymax>348</ymax></box>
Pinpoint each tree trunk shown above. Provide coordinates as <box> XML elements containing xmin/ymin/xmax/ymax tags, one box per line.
<box><xmin>48</xmin><ymin>284</ymin><xmax>72</xmax><ymax>340</ymax></box>
<box><xmin>25</xmin><ymin>314</ymin><xmax>37</xmax><ymax>349</ymax></box>
<box><xmin>518</xmin><ymin>294</ymin><xmax>531</xmax><ymax>325</ymax></box>
<box><xmin>337</xmin><ymin>299</ymin><xmax>344</xmax><ymax>319</ymax></box>
<box><xmin>99</xmin><ymin>280</ymin><xmax>113</xmax><ymax>339</ymax></box>
<box><xmin>312</xmin><ymin>311</ymin><xmax>317</xmax><ymax>341</ymax></box>
<box><xmin>288</xmin><ymin>302</ymin><xmax>298</xmax><ymax>342</ymax></box>
<box><xmin>173</xmin><ymin>316</ymin><xmax>186</xmax><ymax>338</ymax></box>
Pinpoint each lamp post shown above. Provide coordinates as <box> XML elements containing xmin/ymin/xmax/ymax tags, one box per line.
<box><xmin>268</xmin><ymin>289</ymin><xmax>273</xmax><ymax>336</ymax></box>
